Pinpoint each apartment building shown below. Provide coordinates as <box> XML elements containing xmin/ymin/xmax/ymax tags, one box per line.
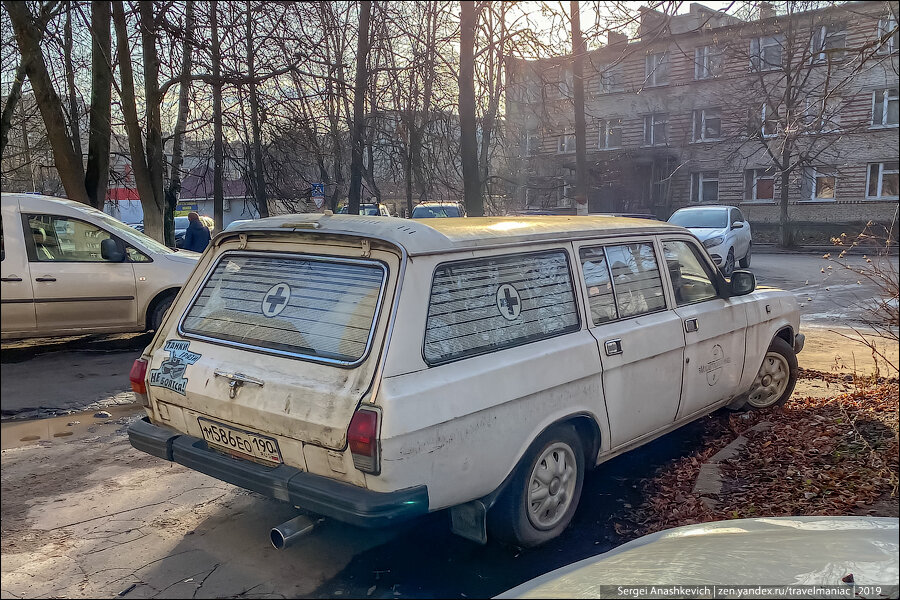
<box><xmin>505</xmin><ymin>2</ymin><xmax>899</xmax><ymax>238</ymax></box>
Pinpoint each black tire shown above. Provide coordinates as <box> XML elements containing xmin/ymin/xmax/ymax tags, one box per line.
<box><xmin>488</xmin><ymin>424</ymin><xmax>585</xmax><ymax>548</ymax></box>
<box><xmin>739</xmin><ymin>242</ymin><xmax>752</xmax><ymax>268</ymax></box>
<box><xmin>723</xmin><ymin>248</ymin><xmax>735</xmax><ymax>277</ymax></box>
<box><xmin>743</xmin><ymin>337</ymin><xmax>798</xmax><ymax>410</ymax></box>
<box><xmin>148</xmin><ymin>294</ymin><xmax>175</xmax><ymax>332</ymax></box>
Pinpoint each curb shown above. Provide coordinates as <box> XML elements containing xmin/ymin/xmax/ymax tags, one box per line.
<box><xmin>692</xmin><ymin>421</ymin><xmax>773</xmax><ymax>510</ymax></box>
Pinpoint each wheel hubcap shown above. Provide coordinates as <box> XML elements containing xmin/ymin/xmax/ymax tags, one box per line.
<box><xmin>527</xmin><ymin>442</ymin><xmax>577</xmax><ymax>530</ymax></box>
<box><xmin>748</xmin><ymin>351</ymin><xmax>790</xmax><ymax>408</ymax></box>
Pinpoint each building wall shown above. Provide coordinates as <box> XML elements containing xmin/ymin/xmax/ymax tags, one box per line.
<box><xmin>506</xmin><ymin>1</ymin><xmax>900</xmax><ymax>229</ymax></box>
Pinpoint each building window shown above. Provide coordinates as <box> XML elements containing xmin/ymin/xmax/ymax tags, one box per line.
<box><xmin>557</xmin><ymin>132</ymin><xmax>575</xmax><ymax>154</ymax></box>
<box><xmin>872</xmin><ymin>88</ymin><xmax>899</xmax><ymax>126</ymax></box>
<box><xmin>761</xmin><ymin>103</ymin><xmax>779</xmax><ymax>137</ymax></box>
<box><xmin>599</xmin><ymin>64</ymin><xmax>624</xmax><ymax>93</ymax></box>
<box><xmin>525</xmin><ymin>130</ymin><xmax>538</xmax><ymax>156</ymax></box>
<box><xmin>805</xmin><ymin>167</ymin><xmax>836</xmax><ymax>201</ymax></box>
<box><xmin>691</xmin><ymin>171</ymin><xmax>720</xmax><ymax>203</ymax></box>
<box><xmin>745</xmin><ymin>168</ymin><xmax>776</xmax><ymax>202</ymax></box>
<box><xmin>598</xmin><ymin>118</ymin><xmax>623</xmax><ymax>149</ymax></box>
<box><xmin>692</xmin><ymin>107</ymin><xmax>722</xmax><ymax>141</ymax></box>
<box><xmin>694</xmin><ymin>45</ymin><xmax>724</xmax><ymax>79</ymax></box>
<box><xmin>750</xmin><ymin>35</ymin><xmax>783</xmax><ymax>70</ymax></box>
<box><xmin>804</xmin><ymin>97</ymin><xmax>841</xmax><ymax>132</ymax></box>
<box><xmin>811</xmin><ymin>23</ymin><xmax>847</xmax><ymax>62</ymax></box>
<box><xmin>877</xmin><ymin>17</ymin><xmax>898</xmax><ymax>54</ymax></box>
<box><xmin>866</xmin><ymin>162</ymin><xmax>899</xmax><ymax>199</ymax></box>
<box><xmin>557</xmin><ymin>181</ymin><xmax>573</xmax><ymax>208</ymax></box>
<box><xmin>643</xmin><ymin>113</ymin><xmax>668</xmax><ymax>146</ymax></box>
<box><xmin>644</xmin><ymin>52</ymin><xmax>669</xmax><ymax>86</ymax></box>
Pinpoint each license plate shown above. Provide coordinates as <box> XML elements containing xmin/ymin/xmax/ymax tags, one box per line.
<box><xmin>197</xmin><ymin>418</ymin><xmax>282</xmax><ymax>465</ymax></box>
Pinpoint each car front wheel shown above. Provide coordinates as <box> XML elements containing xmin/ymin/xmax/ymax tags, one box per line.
<box><xmin>488</xmin><ymin>424</ymin><xmax>585</xmax><ymax>548</ymax></box>
<box><xmin>723</xmin><ymin>248</ymin><xmax>736</xmax><ymax>277</ymax></box>
<box><xmin>739</xmin><ymin>242</ymin><xmax>752</xmax><ymax>268</ymax></box>
<box><xmin>744</xmin><ymin>337</ymin><xmax>798</xmax><ymax>409</ymax></box>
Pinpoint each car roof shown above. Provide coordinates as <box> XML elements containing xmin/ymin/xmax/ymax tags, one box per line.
<box><xmin>220</xmin><ymin>213</ymin><xmax>684</xmax><ymax>257</ymax></box>
<box><xmin>2</xmin><ymin>192</ymin><xmax>110</xmax><ymax>219</ymax></box>
<box><xmin>415</xmin><ymin>201</ymin><xmax>461</xmax><ymax>206</ymax></box>
<box><xmin>673</xmin><ymin>205</ymin><xmax>737</xmax><ymax>212</ymax></box>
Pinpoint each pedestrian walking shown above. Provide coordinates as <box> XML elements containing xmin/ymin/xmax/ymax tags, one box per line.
<box><xmin>183</xmin><ymin>211</ymin><xmax>211</xmax><ymax>253</ymax></box>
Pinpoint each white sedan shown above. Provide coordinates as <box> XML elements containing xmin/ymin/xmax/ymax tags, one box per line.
<box><xmin>669</xmin><ymin>205</ymin><xmax>752</xmax><ymax>276</ymax></box>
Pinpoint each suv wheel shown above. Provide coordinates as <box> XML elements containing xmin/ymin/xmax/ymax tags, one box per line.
<box><xmin>488</xmin><ymin>424</ymin><xmax>585</xmax><ymax>548</ymax></box>
<box><xmin>723</xmin><ymin>248</ymin><xmax>735</xmax><ymax>277</ymax></box>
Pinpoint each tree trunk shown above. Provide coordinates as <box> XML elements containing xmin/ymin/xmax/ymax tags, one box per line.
<box><xmin>211</xmin><ymin>0</ymin><xmax>224</xmax><ymax>229</ymax></box>
<box><xmin>571</xmin><ymin>0</ymin><xmax>588</xmax><ymax>215</ymax></box>
<box><xmin>347</xmin><ymin>0</ymin><xmax>371</xmax><ymax>216</ymax></box>
<box><xmin>139</xmin><ymin>2</ymin><xmax>165</xmax><ymax>223</ymax></box>
<box><xmin>459</xmin><ymin>1</ymin><xmax>481</xmax><ymax>216</ymax></box>
<box><xmin>245</xmin><ymin>1</ymin><xmax>268</xmax><ymax>218</ymax></box>
<box><xmin>63</xmin><ymin>2</ymin><xmax>83</xmax><ymax>162</ymax></box>
<box><xmin>4</xmin><ymin>0</ymin><xmax>90</xmax><ymax>204</ymax></box>
<box><xmin>164</xmin><ymin>0</ymin><xmax>194</xmax><ymax>245</ymax></box>
<box><xmin>84</xmin><ymin>0</ymin><xmax>112</xmax><ymax>210</ymax></box>
<box><xmin>0</xmin><ymin>60</ymin><xmax>27</xmax><ymax>158</ymax></box>
<box><xmin>112</xmin><ymin>0</ymin><xmax>164</xmax><ymax>240</ymax></box>
<box><xmin>779</xmin><ymin>163</ymin><xmax>793</xmax><ymax>248</ymax></box>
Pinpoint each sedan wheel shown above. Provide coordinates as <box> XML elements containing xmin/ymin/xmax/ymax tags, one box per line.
<box><xmin>723</xmin><ymin>248</ymin><xmax>735</xmax><ymax>277</ymax></box>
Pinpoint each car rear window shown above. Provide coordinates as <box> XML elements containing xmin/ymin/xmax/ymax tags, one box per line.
<box><xmin>180</xmin><ymin>253</ymin><xmax>386</xmax><ymax>365</ymax></box>
<box><xmin>424</xmin><ymin>250</ymin><xmax>580</xmax><ymax>364</ymax></box>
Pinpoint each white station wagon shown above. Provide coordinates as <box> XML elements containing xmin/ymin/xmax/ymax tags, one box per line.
<box><xmin>128</xmin><ymin>214</ymin><xmax>804</xmax><ymax>548</ymax></box>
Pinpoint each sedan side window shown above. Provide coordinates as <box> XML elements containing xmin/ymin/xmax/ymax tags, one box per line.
<box><xmin>604</xmin><ymin>243</ymin><xmax>666</xmax><ymax>318</ymax></box>
<box><xmin>663</xmin><ymin>240</ymin><xmax>719</xmax><ymax>306</ymax></box>
<box><xmin>26</xmin><ymin>214</ymin><xmax>115</xmax><ymax>263</ymax></box>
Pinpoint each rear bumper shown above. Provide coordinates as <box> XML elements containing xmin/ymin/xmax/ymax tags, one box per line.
<box><xmin>128</xmin><ymin>416</ymin><xmax>428</xmax><ymax>528</ymax></box>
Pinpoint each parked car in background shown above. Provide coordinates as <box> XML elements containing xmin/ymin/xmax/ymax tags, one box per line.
<box><xmin>128</xmin><ymin>214</ymin><xmax>802</xmax><ymax>550</ymax></box>
<box><xmin>668</xmin><ymin>205</ymin><xmax>751</xmax><ymax>276</ymax></box>
<box><xmin>128</xmin><ymin>220</ymin><xmax>144</xmax><ymax>233</ymax></box>
<box><xmin>1</xmin><ymin>193</ymin><xmax>199</xmax><ymax>340</ymax></box>
<box><xmin>498</xmin><ymin>516</ymin><xmax>899</xmax><ymax>598</ymax></box>
<box><xmin>174</xmin><ymin>215</ymin><xmax>215</xmax><ymax>248</ymax></box>
<box><xmin>411</xmin><ymin>201</ymin><xmax>466</xmax><ymax>218</ymax></box>
<box><xmin>336</xmin><ymin>203</ymin><xmax>392</xmax><ymax>216</ymax></box>
<box><xmin>224</xmin><ymin>219</ymin><xmax>254</xmax><ymax>231</ymax></box>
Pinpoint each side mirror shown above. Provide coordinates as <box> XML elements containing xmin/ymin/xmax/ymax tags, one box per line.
<box><xmin>731</xmin><ymin>221</ymin><xmax>744</xmax><ymax>229</ymax></box>
<box><xmin>100</xmin><ymin>238</ymin><xmax>126</xmax><ymax>262</ymax></box>
<box><xmin>730</xmin><ymin>269</ymin><xmax>756</xmax><ymax>296</ymax></box>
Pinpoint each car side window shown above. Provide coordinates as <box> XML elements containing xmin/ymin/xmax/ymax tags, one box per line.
<box><xmin>579</xmin><ymin>246</ymin><xmax>618</xmax><ymax>325</ymax></box>
<box><xmin>730</xmin><ymin>209</ymin><xmax>741</xmax><ymax>225</ymax></box>
<box><xmin>424</xmin><ymin>250</ymin><xmax>580</xmax><ymax>364</ymax></box>
<box><xmin>663</xmin><ymin>240</ymin><xmax>719</xmax><ymax>306</ymax></box>
<box><xmin>604</xmin><ymin>243</ymin><xmax>667</xmax><ymax>318</ymax></box>
<box><xmin>126</xmin><ymin>246</ymin><xmax>151</xmax><ymax>262</ymax></box>
<box><xmin>26</xmin><ymin>214</ymin><xmax>115</xmax><ymax>263</ymax></box>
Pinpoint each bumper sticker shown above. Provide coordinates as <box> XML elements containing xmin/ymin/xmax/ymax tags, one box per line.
<box><xmin>149</xmin><ymin>340</ymin><xmax>201</xmax><ymax>396</ymax></box>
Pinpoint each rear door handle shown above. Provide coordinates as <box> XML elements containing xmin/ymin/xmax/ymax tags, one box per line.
<box><xmin>1</xmin><ymin>275</ymin><xmax>23</xmax><ymax>282</ymax></box>
<box><xmin>684</xmin><ymin>318</ymin><xmax>699</xmax><ymax>333</ymax></box>
<box><xmin>604</xmin><ymin>339</ymin><xmax>623</xmax><ymax>355</ymax></box>
<box><xmin>35</xmin><ymin>276</ymin><xmax>57</xmax><ymax>282</ymax></box>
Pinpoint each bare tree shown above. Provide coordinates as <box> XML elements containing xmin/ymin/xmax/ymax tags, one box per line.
<box><xmin>84</xmin><ymin>0</ymin><xmax>112</xmax><ymax>210</ymax></box>
<box><xmin>459</xmin><ymin>0</ymin><xmax>481</xmax><ymax>215</ymax></box>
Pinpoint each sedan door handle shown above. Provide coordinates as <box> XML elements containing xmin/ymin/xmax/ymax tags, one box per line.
<box><xmin>684</xmin><ymin>318</ymin><xmax>699</xmax><ymax>333</ymax></box>
<box><xmin>604</xmin><ymin>339</ymin><xmax>623</xmax><ymax>356</ymax></box>
<box><xmin>35</xmin><ymin>276</ymin><xmax>57</xmax><ymax>282</ymax></box>
<box><xmin>1</xmin><ymin>275</ymin><xmax>23</xmax><ymax>282</ymax></box>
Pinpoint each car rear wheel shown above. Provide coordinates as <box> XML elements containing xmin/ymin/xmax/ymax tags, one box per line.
<box><xmin>739</xmin><ymin>242</ymin><xmax>752</xmax><ymax>268</ymax></box>
<box><xmin>488</xmin><ymin>424</ymin><xmax>585</xmax><ymax>548</ymax></box>
<box><xmin>744</xmin><ymin>337</ymin><xmax>798</xmax><ymax>409</ymax></box>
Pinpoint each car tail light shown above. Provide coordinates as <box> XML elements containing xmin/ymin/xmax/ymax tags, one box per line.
<box><xmin>348</xmin><ymin>407</ymin><xmax>380</xmax><ymax>474</ymax></box>
<box><xmin>130</xmin><ymin>358</ymin><xmax>150</xmax><ymax>406</ymax></box>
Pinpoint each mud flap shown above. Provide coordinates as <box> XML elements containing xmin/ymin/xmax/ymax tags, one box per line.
<box><xmin>450</xmin><ymin>500</ymin><xmax>488</xmax><ymax>545</ymax></box>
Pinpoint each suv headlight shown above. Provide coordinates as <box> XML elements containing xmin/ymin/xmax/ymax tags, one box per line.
<box><xmin>703</xmin><ymin>236</ymin><xmax>725</xmax><ymax>249</ymax></box>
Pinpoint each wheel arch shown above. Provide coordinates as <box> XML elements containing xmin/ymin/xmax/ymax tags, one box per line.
<box><xmin>144</xmin><ymin>287</ymin><xmax>180</xmax><ymax>330</ymax></box>
<box><xmin>774</xmin><ymin>325</ymin><xmax>794</xmax><ymax>347</ymax></box>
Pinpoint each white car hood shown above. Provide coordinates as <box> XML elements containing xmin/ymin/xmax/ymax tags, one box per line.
<box><xmin>686</xmin><ymin>227</ymin><xmax>728</xmax><ymax>242</ymax></box>
<box><xmin>497</xmin><ymin>517</ymin><xmax>899</xmax><ymax>598</ymax></box>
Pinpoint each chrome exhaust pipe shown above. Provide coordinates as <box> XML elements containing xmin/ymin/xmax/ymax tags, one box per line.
<box><xmin>270</xmin><ymin>515</ymin><xmax>318</xmax><ymax>550</ymax></box>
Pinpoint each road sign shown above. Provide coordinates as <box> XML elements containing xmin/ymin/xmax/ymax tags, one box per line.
<box><xmin>311</xmin><ymin>183</ymin><xmax>325</xmax><ymax>209</ymax></box>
